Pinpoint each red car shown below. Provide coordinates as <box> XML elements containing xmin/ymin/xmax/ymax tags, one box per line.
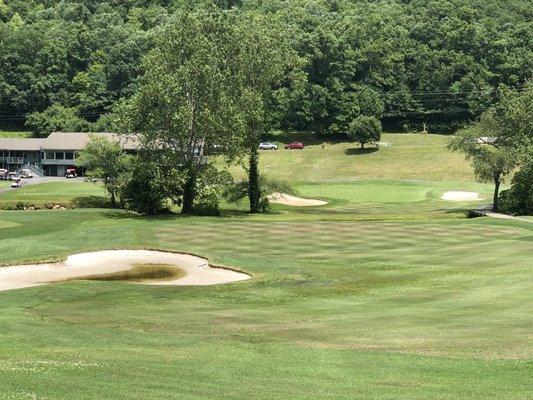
<box><xmin>284</xmin><ymin>141</ymin><xmax>305</xmax><ymax>150</ymax></box>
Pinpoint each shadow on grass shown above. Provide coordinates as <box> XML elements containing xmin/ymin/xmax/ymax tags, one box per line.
<box><xmin>344</xmin><ymin>147</ymin><xmax>379</xmax><ymax>155</ymax></box>
<box><xmin>266</xmin><ymin>131</ymin><xmax>348</xmax><ymax>146</ymax></box>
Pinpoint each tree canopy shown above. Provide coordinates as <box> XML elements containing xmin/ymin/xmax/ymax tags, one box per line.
<box><xmin>0</xmin><ymin>0</ymin><xmax>531</xmax><ymax>136</ymax></box>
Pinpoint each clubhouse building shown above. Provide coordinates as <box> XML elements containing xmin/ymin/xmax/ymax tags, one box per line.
<box><xmin>0</xmin><ymin>132</ymin><xmax>139</xmax><ymax>177</ymax></box>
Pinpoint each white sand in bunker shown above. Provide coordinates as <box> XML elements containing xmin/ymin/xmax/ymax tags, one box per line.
<box><xmin>441</xmin><ymin>191</ymin><xmax>484</xmax><ymax>201</ymax></box>
<box><xmin>267</xmin><ymin>192</ymin><xmax>327</xmax><ymax>207</ymax></box>
<box><xmin>0</xmin><ymin>250</ymin><xmax>250</xmax><ymax>292</ymax></box>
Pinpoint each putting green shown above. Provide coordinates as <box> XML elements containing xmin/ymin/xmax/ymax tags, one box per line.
<box><xmin>296</xmin><ymin>181</ymin><xmax>432</xmax><ymax>203</ymax></box>
<box><xmin>295</xmin><ymin>180</ymin><xmax>492</xmax><ymax>204</ymax></box>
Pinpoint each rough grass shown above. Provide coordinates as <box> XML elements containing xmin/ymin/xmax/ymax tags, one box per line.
<box><xmin>0</xmin><ymin>209</ymin><xmax>531</xmax><ymax>399</ymax></box>
<box><xmin>0</xmin><ymin>182</ymin><xmax>105</xmax><ymax>202</ymax></box>
<box><xmin>226</xmin><ymin>133</ymin><xmax>475</xmax><ymax>182</ymax></box>
<box><xmin>0</xmin><ymin>181</ymin><xmax>107</xmax><ymax>209</ymax></box>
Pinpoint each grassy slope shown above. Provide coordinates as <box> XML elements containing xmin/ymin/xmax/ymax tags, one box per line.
<box><xmin>0</xmin><ymin>182</ymin><xmax>105</xmax><ymax>202</ymax></box>
<box><xmin>0</xmin><ymin>133</ymin><xmax>530</xmax><ymax>399</ymax></box>
<box><xmin>227</xmin><ymin>133</ymin><xmax>476</xmax><ymax>182</ymax></box>
<box><xmin>0</xmin><ymin>210</ymin><xmax>531</xmax><ymax>399</ymax></box>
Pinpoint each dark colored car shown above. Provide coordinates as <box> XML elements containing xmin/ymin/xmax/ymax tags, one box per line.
<box><xmin>284</xmin><ymin>142</ymin><xmax>305</xmax><ymax>150</ymax></box>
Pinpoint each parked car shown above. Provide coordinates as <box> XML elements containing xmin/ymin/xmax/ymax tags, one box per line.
<box><xmin>10</xmin><ymin>178</ymin><xmax>21</xmax><ymax>188</ymax></box>
<box><xmin>284</xmin><ymin>141</ymin><xmax>305</xmax><ymax>150</ymax></box>
<box><xmin>259</xmin><ymin>142</ymin><xmax>278</xmax><ymax>150</ymax></box>
<box><xmin>7</xmin><ymin>172</ymin><xmax>18</xmax><ymax>180</ymax></box>
<box><xmin>0</xmin><ymin>169</ymin><xmax>7</xmax><ymax>180</ymax></box>
<box><xmin>65</xmin><ymin>168</ymin><xmax>78</xmax><ymax>179</ymax></box>
<box><xmin>20</xmin><ymin>169</ymin><xmax>33</xmax><ymax>178</ymax></box>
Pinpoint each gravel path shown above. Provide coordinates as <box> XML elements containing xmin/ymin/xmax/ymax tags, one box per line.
<box><xmin>483</xmin><ymin>212</ymin><xmax>533</xmax><ymax>223</ymax></box>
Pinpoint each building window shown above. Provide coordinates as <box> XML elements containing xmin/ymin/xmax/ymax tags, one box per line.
<box><xmin>55</xmin><ymin>152</ymin><xmax>64</xmax><ymax>160</ymax></box>
<box><xmin>65</xmin><ymin>152</ymin><xmax>74</xmax><ymax>160</ymax></box>
<box><xmin>45</xmin><ymin>152</ymin><xmax>55</xmax><ymax>160</ymax></box>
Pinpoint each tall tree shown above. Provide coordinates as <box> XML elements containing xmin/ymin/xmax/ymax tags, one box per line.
<box><xmin>75</xmin><ymin>134</ymin><xmax>132</xmax><ymax>208</ymax></box>
<box><xmin>124</xmin><ymin>5</ymin><xmax>241</xmax><ymax>214</ymax></box>
<box><xmin>347</xmin><ymin>115</ymin><xmax>382</xmax><ymax>149</ymax></box>
<box><xmin>448</xmin><ymin>108</ymin><xmax>519</xmax><ymax>211</ymax></box>
<box><xmin>233</xmin><ymin>12</ymin><xmax>288</xmax><ymax>213</ymax></box>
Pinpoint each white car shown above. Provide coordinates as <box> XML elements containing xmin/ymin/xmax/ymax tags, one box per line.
<box><xmin>259</xmin><ymin>142</ymin><xmax>278</xmax><ymax>150</ymax></box>
<box><xmin>20</xmin><ymin>169</ymin><xmax>33</xmax><ymax>178</ymax></box>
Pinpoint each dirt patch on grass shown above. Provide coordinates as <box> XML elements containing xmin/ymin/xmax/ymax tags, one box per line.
<box><xmin>63</xmin><ymin>263</ymin><xmax>188</xmax><ymax>283</ymax></box>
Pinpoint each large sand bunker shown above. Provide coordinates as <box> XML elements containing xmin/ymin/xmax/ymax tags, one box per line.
<box><xmin>268</xmin><ymin>192</ymin><xmax>327</xmax><ymax>207</ymax></box>
<box><xmin>0</xmin><ymin>250</ymin><xmax>250</xmax><ymax>292</ymax></box>
<box><xmin>441</xmin><ymin>191</ymin><xmax>483</xmax><ymax>201</ymax></box>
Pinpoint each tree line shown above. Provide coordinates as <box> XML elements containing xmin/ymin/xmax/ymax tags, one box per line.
<box><xmin>1</xmin><ymin>0</ymin><xmax>531</xmax><ymax>215</ymax></box>
<box><xmin>1</xmin><ymin>0</ymin><xmax>531</xmax><ymax>134</ymax></box>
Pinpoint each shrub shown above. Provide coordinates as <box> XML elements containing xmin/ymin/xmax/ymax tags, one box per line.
<box><xmin>225</xmin><ymin>176</ymin><xmax>292</xmax><ymax>213</ymax></box>
<box><xmin>499</xmin><ymin>160</ymin><xmax>533</xmax><ymax>215</ymax></box>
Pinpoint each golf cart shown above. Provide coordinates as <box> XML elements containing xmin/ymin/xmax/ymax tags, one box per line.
<box><xmin>10</xmin><ymin>177</ymin><xmax>21</xmax><ymax>188</ymax></box>
<box><xmin>20</xmin><ymin>169</ymin><xmax>34</xmax><ymax>178</ymax></box>
<box><xmin>65</xmin><ymin>168</ymin><xmax>78</xmax><ymax>179</ymax></box>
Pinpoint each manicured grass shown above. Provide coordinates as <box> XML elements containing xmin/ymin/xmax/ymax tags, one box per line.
<box><xmin>226</xmin><ymin>134</ymin><xmax>476</xmax><ymax>182</ymax></box>
<box><xmin>0</xmin><ymin>181</ymin><xmax>107</xmax><ymax>208</ymax></box>
<box><xmin>0</xmin><ymin>132</ymin><xmax>529</xmax><ymax>399</ymax></box>
<box><xmin>283</xmin><ymin>179</ymin><xmax>494</xmax><ymax>218</ymax></box>
<box><xmin>0</xmin><ymin>209</ymin><xmax>531</xmax><ymax>399</ymax></box>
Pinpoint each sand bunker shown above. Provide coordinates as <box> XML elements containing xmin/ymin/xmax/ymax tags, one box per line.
<box><xmin>268</xmin><ymin>192</ymin><xmax>327</xmax><ymax>207</ymax></box>
<box><xmin>0</xmin><ymin>250</ymin><xmax>250</xmax><ymax>292</ymax></box>
<box><xmin>441</xmin><ymin>191</ymin><xmax>483</xmax><ymax>201</ymax></box>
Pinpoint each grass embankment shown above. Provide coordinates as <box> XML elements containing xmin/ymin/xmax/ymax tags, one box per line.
<box><xmin>0</xmin><ymin>209</ymin><xmax>531</xmax><ymax>399</ymax></box>
<box><xmin>227</xmin><ymin>133</ymin><xmax>476</xmax><ymax>182</ymax></box>
<box><xmin>0</xmin><ymin>182</ymin><xmax>107</xmax><ymax>209</ymax></box>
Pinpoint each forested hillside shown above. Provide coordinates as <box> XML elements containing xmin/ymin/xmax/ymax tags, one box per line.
<box><xmin>0</xmin><ymin>0</ymin><xmax>531</xmax><ymax>135</ymax></box>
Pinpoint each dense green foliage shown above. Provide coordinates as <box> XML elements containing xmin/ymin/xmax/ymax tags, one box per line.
<box><xmin>122</xmin><ymin>5</ymin><xmax>244</xmax><ymax>214</ymax></box>
<box><xmin>75</xmin><ymin>134</ymin><xmax>132</xmax><ymax>207</ymax></box>
<box><xmin>347</xmin><ymin>115</ymin><xmax>382</xmax><ymax>148</ymax></box>
<box><xmin>449</xmin><ymin>84</ymin><xmax>532</xmax><ymax>212</ymax></box>
<box><xmin>500</xmin><ymin>160</ymin><xmax>533</xmax><ymax>215</ymax></box>
<box><xmin>0</xmin><ymin>0</ymin><xmax>531</xmax><ymax>135</ymax></box>
<box><xmin>120</xmin><ymin>154</ymin><xmax>181</xmax><ymax>214</ymax></box>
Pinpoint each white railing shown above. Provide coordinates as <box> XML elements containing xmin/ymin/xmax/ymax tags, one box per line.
<box><xmin>41</xmin><ymin>159</ymin><xmax>76</xmax><ymax>165</ymax></box>
<box><xmin>6</xmin><ymin>157</ymin><xmax>24</xmax><ymax>164</ymax></box>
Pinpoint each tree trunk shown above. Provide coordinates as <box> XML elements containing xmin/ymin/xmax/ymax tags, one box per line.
<box><xmin>181</xmin><ymin>170</ymin><xmax>196</xmax><ymax>215</ymax></box>
<box><xmin>361</xmin><ymin>142</ymin><xmax>365</xmax><ymax>149</ymax></box>
<box><xmin>492</xmin><ymin>175</ymin><xmax>501</xmax><ymax>212</ymax></box>
<box><xmin>110</xmin><ymin>189</ymin><xmax>116</xmax><ymax>208</ymax></box>
<box><xmin>248</xmin><ymin>145</ymin><xmax>261</xmax><ymax>213</ymax></box>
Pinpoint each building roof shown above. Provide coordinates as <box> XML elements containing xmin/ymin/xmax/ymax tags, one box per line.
<box><xmin>41</xmin><ymin>132</ymin><xmax>139</xmax><ymax>151</ymax></box>
<box><xmin>0</xmin><ymin>138</ymin><xmax>47</xmax><ymax>151</ymax></box>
